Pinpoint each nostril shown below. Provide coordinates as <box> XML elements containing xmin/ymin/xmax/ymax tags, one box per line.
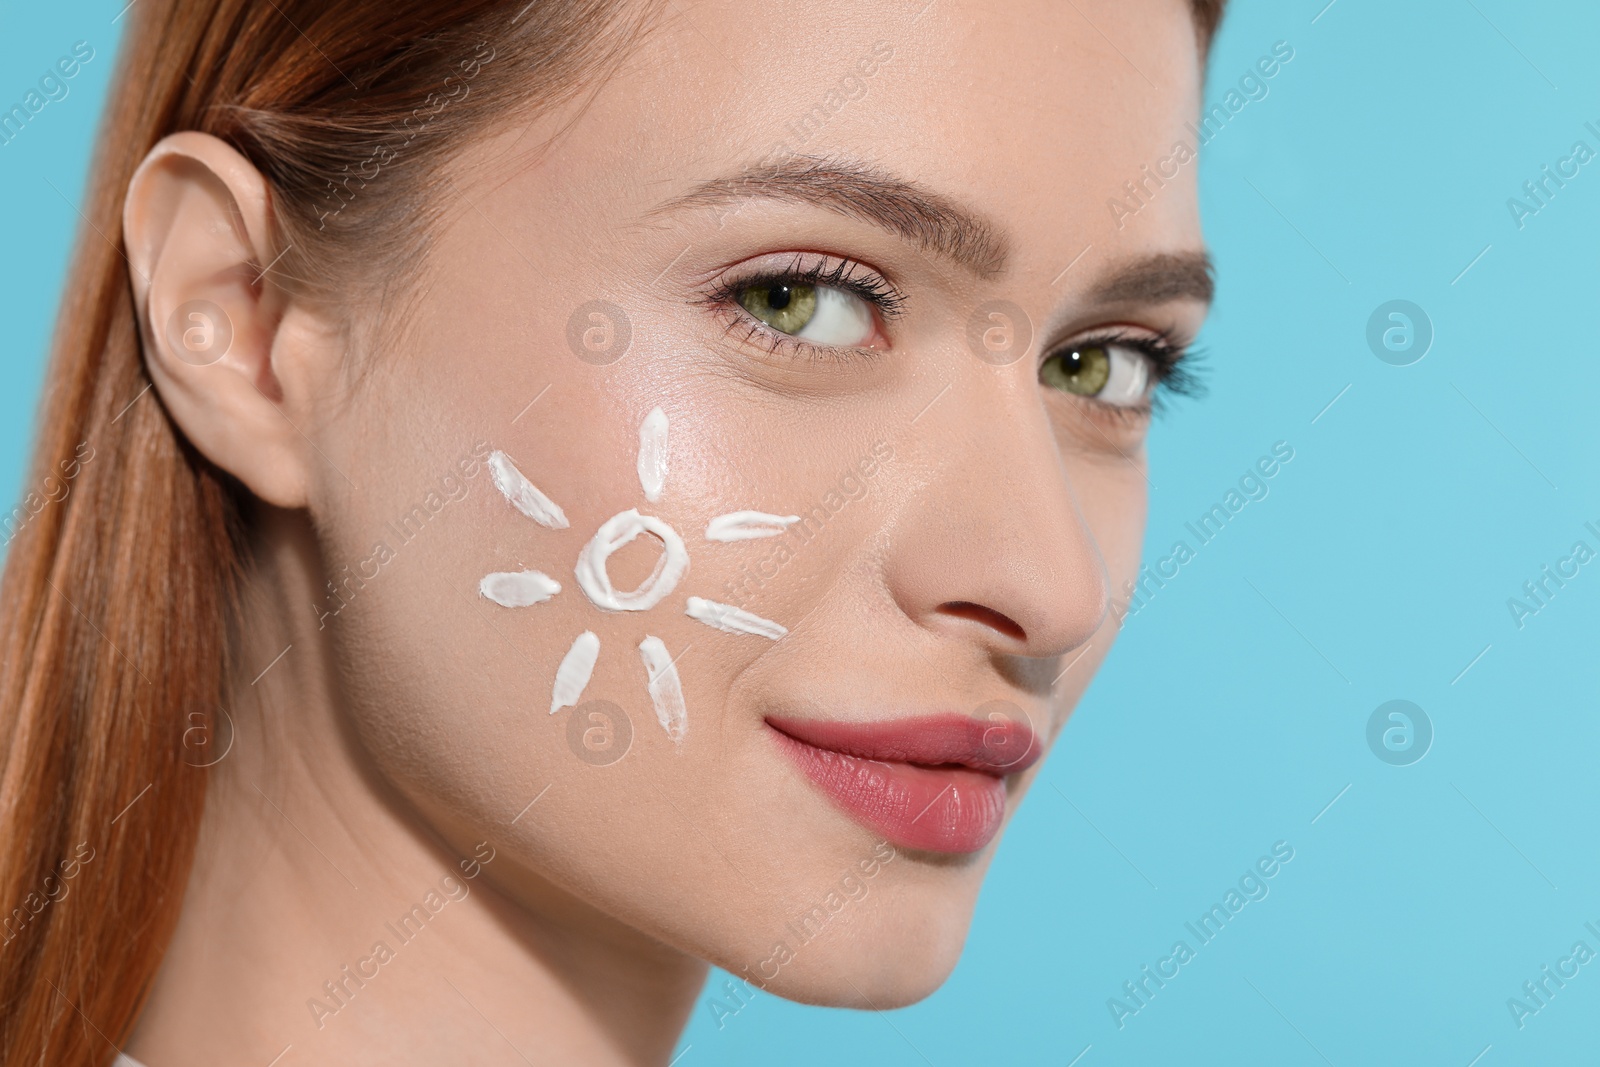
<box><xmin>937</xmin><ymin>601</ymin><xmax>1027</xmax><ymax>643</ymax></box>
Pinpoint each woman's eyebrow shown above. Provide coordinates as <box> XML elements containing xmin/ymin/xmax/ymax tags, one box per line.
<box><xmin>1084</xmin><ymin>250</ymin><xmax>1215</xmax><ymax>309</ymax></box>
<box><xmin>646</xmin><ymin>154</ymin><xmax>1010</xmax><ymax>277</ymax></box>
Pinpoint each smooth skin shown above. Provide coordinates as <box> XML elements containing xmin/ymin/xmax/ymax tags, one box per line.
<box><xmin>120</xmin><ymin>1</ymin><xmax>1209</xmax><ymax>1064</ymax></box>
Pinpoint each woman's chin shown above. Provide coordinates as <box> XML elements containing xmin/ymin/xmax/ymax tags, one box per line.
<box><xmin>713</xmin><ymin>882</ymin><xmax>979</xmax><ymax>1009</ymax></box>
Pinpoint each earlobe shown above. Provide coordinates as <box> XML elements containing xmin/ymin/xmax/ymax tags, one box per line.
<box><xmin>122</xmin><ymin>131</ymin><xmax>321</xmax><ymax>509</ymax></box>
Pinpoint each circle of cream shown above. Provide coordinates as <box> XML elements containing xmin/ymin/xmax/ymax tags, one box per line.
<box><xmin>574</xmin><ymin>508</ymin><xmax>688</xmax><ymax>612</ymax></box>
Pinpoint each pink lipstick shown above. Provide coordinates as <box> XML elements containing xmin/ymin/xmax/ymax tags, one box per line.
<box><xmin>766</xmin><ymin>711</ymin><xmax>1041</xmax><ymax>854</ymax></box>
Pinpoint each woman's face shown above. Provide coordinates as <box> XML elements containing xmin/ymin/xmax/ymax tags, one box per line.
<box><xmin>307</xmin><ymin>0</ymin><xmax>1207</xmax><ymax>1005</ymax></box>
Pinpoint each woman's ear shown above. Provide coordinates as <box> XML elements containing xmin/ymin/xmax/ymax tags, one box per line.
<box><xmin>123</xmin><ymin>131</ymin><xmax>331</xmax><ymax>508</ymax></box>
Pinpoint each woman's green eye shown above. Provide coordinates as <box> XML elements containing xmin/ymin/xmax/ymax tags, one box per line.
<box><xmin>733</xmin><ymin>280</ymin><xmax>875</xmax><ymax>346</ymax></box>
<box><xmin>1041</xmin><ymin>345</ymin><xmax>1112</xmax><ymax>396</ymax></box>
<box><xmin>1040</xmin><ymin>343</ymin><xmax>1153</xmax><ymax>407</ymax></box>
<box><xmin>739</xmin><ymin>283</ymin><xmax>818</xmax><ymax>335</ymax></box>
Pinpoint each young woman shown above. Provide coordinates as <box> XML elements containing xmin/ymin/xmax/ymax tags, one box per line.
<box><xmin>0</xmin><ymin>0</ymin><xmax>1222</xmax><ymax>1063</ymax></box>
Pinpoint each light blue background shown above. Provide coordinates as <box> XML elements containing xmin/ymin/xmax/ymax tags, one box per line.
<box><xmin>6</xmin><ymin>2</ymin><xmax>1596</xmax><ymax>1064</ymax></box>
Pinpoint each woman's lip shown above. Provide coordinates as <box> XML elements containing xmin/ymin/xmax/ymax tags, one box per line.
<box><xmin>765</xmin><ymin>713</ymin><xmax>1042</xmax><ymax>855</ymax></box>
<box><xmin>764</xmin><ymin>712</ymin><xmax>1041</xmax><ymax>775</ymax></box>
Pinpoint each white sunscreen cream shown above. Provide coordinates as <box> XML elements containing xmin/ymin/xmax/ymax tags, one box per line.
<box><xmin>551</xmin><ymin>630</ymin><xmax>600</xmax><ymax>714</ymax></box>
<box><xmin>488</xmin><ymin>450</ymin><xmax>569</xmax><ymax>529</ymax></box>
<box><xmin>479</xmin><ymin>570</ymin><xmax>561</xmax><ymax>608</ymax></box>
<box><xmin>638</xmin><ymin>635</ymin><xmax>687</xmax><ymax>742</ymax></box>
<box><xmin>637</xmin><ymin>407</ymin><xmax>667</xmax><ymax>503</ymax></box>
<box><xmin>684</xmin><ymin>596</ymin><xmax>787</xmax><ymax>640</ymax></box>
<box><xmin>704</xmin><ymin>511</ymin><xmax>801</xmax><ymax>542</ymax></box>
<box><xmin>575</xmin><ymin>509</ymin><xmax>688</xmax><ymax>611</ymax></box>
